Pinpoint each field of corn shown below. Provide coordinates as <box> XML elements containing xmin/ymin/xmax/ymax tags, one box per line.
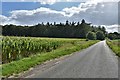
<box><xmin>107</xmin><ymin>40</ymin><xmax>120</xmax><ymax>57</ymax></box>
<box><xmin>2</xmin><ymin>36</ymin><xmax>84</xmax><ymax>63</ymax></box>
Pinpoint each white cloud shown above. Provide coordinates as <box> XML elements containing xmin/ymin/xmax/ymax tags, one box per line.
<box><xmin>36</xmin><ymin>0</ymin><xmax>58</xmax><ymax>5</ymax></box>
<box><xmin>104</xmin><ymin>25</ymin><xmax>119</xmax><ymax>33</ymax></box>
<box><xmin>0</xmin><ymin>15</ymin><xmax>8</xmax><ymax>22</ymax></box>
<box><xmin>0</xmin><ymin>15</ymin><xmax>9</xmax><ymax>25</ymax></box>
<box><xmin>6</xmin><ymin>7</ymin><xmax>68</xmax><ymax>25</ymax></box>
<box><xmin>0</xmin><ymin>15</ymin><xmax>20</xmax><ymax>25</ymax></box>
<box><xmin>62</xmin><ymin>0</ymin><xmax>98</xmax><ymax>17</ymax></box>
<box><xmin>62</xmin><ymin>4</ymin><xmax>88</xmax><ymax>17</ymax></box>
<box><xmin>68</xmin><ymin>2</ymin><xmax>118</xmax><ymax>25</ymax></box>
<box><xmin>10</xmin><ymin>7</ymin><xmax>66</xmax><ymax>16</ymax></box>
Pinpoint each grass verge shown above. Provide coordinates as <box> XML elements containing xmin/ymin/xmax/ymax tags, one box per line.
<box><xmin>106</xmin><ymin>40</ymin><xmax>120</xmax><ymax>57</ymax></box>
<box><xmin>1</xmin><ymin>40</ymin><xmax>99</xmax><ymax>77</ymax></box>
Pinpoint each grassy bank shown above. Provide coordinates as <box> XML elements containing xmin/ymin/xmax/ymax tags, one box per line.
<box><xmin>1</xmin><ymin>37</ymin><xmax>99</xmax><ymax>77</ymax></box>
<box><xmin>106</xmin><ymin>40</ymin><xmax>120</xmax><ymax>57</ymax></box>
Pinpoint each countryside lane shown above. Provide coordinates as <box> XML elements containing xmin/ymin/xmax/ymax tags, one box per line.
<box><xmin>24</xmin><ymin>40</ymin><xmax>118</xmax><ymax>78</ymax></box>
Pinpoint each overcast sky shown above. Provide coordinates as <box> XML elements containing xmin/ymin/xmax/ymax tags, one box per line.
<box><xmin>0</xmin><ymin>0</ymin><xmax>120</xmax><ymax>33</ymax></box>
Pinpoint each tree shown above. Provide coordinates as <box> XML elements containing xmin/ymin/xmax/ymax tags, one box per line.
<box><xmin>101</xmin><ymin>26</ymin><xmax>106</xmax><ymax>34</ymax></box>
<box><xmin>86</xmin><ymin>31</ymin><xmax>96</xmax><ymax>40</ymax></box>
<box><xmin>96</xmin><ymin>31</ymin><xmax>105</xmax><ymax>40</ymax></box>
<box><xmin>71</xmin><ymin>21</ymin><xmax>76</xmax><ymax>26</ymax></box>
<box><xmin>107</xmin><ymin>32</ymin><xmax>120</xmax><ymax>40</ymax></box>
<box><xmin>81</xmin><ymin>19</ymin><xmax>85</xmax><ymax>24</ymax></box>
<box><xmin>54</xmin><ymin>22</ymin><xmax>56</xmax><ymax>25</ymax></box>
<box><xmin>66</xmin><ymin>20</ymin><xmax>69</xmax><ymax>25</ymax></box>
<box><xmin>108</xmin><ymin>33</ymin><xmax>116</xmax><ymax>40</ymax></box>
<box><xmin>41</xmin><ymin>22</ymin><xmax>44</xmax><ymax>25</ymax></box>
<box><xmin>3</xmin><ymin>19</ymin><xmax>115</xmax><ymax>39</ymax></box>
<box><xmin>77</xmin><ymin>22</ymin><xmax>80</xmax><ymax>26</ymax></box>
<box><xmin>46</xmin><ymin>22</ymin><xmax>50</xmax><ymax>26</ymax></box>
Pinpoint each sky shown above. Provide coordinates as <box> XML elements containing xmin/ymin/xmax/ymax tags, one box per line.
<box><xmin>0</xmin><ymin>0</ymin><xmax>120</xmax><ymax>33</ymax></box>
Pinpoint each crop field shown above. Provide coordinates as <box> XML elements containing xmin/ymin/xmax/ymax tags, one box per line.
<box><xmin>107</xmin><ymin>40</ymin><xmax>120</xmax><ymax>57</ymax></box>
<box><xmin>2</xmin><ymin>36</ymin><xmax>84</xmax><ymax>63</ymax></box>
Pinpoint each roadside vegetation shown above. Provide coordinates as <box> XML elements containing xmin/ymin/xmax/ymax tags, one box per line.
<box><xmin>106</xmin><ymin>40</ymin><xmax>120</xmax><ymax>57</ymax></box>
<box><xmin>1</xmin><ymin>36</ymin><xmax>99</xmax><ymax>77</ymax></box>
<box><xmin>2</xmin><ymin>36</ymin><xmax>75</xmax><ymax>64</ymax></box>
<box><xmin>86</xmin><ymin>31</ymin><xmax>105</xmax><ymax>40</ymax></box>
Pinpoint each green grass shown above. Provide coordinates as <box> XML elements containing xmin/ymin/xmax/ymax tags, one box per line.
<box><xmin>1</xmin><ymin>39</ymin><xmax>99</xmax><ymax>78</ymax></box>
<box><xmin>106</xmin><ymin>40</ymin><xmax>120</xmax><ymax>57</ymax></box>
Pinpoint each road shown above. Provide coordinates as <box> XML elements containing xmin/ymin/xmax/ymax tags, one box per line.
<box><xmin>21</xmin><ymin>40</ymin><xmax>118</xmax><ymax>78</ymax></box>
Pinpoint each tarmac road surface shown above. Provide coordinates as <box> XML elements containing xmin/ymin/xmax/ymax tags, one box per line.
<box><xmin>21</xmin><ymin>40</ymin><xmax>118</xmax><ymax>78</ymax></box>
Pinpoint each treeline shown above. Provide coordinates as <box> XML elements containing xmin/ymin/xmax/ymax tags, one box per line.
<box><xmin>108</xmin><ymin>32</ymin><xmax>120</xmax><ymax>40</ymax></box>
<box><xmin>2</xmin><ymin>19</ymin><xmax>120</xmax><ymax>39</ymax></box>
